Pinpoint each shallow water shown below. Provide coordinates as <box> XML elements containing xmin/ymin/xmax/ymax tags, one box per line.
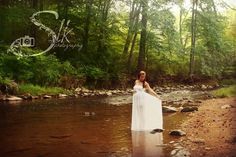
<box><xmin>0</xmin><ymin>96</ymin><xmax>189</xmax><ymax>157</ymax></box>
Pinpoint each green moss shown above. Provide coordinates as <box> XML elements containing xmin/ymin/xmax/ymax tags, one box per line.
<box><xmin>211</xmin><ymin>85</ymin><xmax>236</xmax><ymax>98</ymax></box>
<box><xmin>19</xmin><ymin>84</ymin><xmax>70</xmax><ymax>96</ymax></box>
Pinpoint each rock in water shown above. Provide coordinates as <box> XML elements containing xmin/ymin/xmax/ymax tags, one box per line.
<box><xmin>43</xmin><ymin>95</ymin><xmax>52</xmax><ymax>99</ymax></box>
<box><xmin>162</xmin><ymin>106</ymin><xmax>178</xmax><ymax>113</ymax></box>
<box><xmin>150</xmin><ymin>129</ymin><xmax>164</xmax><ymax>134</ymax></box>
<box><xmin>181</xmin><ymin>106</ymin><xmax>198</xmax><ymax>112</ymax></box>
<box><xmin>106</xmin><ymin>92</ymin><xmax>112</xmax><ymax>96</ymax></box>
<box><xmin>171</xmin><ymin>148</ymin><xmax>191</xmax><ymax>157</ymax></box>
<box><xmin>221</xmin><ymin>104</ymin><xmax>231</xmax><ymax>109</ymax></box>
<box><xmin>83</xmin><ymin>112</ymin><xmax>96</xmax><ymax>116</ymax></box>
<box><xmin>201</xmin><ymin>84</ymin><xmax>207</xmax><ymax>90</ymax></box>
<box><xmin>84</xmin><ymin>112</ymin><xmax>90</xmax><ymax>116</ymax></box>
<box><xmin>0</xmin><ymin>81</ymin><xmax>19</xmax><ymax>94</ymax></box>
<box><xmin>31</xmin><ymin>95</ymin><xmax>39</xmax><ymax>99</ymax></box>
<box><xmin>58</xmin><ymin>94</ymin><xmax>68</xmax><ymax>99</ymax></box>
<box><xmin>50</xmin><ymin>134</ymin><xmax>72</xmax><ymax>139</ymax></box>
<box><xmin>5</xmin><ymin>96</ymin><xmax>23</xmax><ymax>101</ymax></box>
<box><xmin>169</xmin><ymin>130</ymin><xmax>186</xmax><ymax>136</ymax></box>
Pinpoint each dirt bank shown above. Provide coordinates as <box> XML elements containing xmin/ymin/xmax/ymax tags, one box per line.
<box><xmin>180</xmin><ymin>97</ymin><xmax>236</xmax><ymax>157</ymax></box>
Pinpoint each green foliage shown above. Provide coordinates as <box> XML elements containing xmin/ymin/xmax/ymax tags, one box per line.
<box><xmin>30</xmin><ymin>55</ymin><xmax>62</xmax><ymax>86</ymax></box>
<box><xmin>19</xmin><ymin>84</ymin><xmax>68</xmax><ymax>95</ymax></box>
<box><xmin>80</xmin><ymin>65</ymin><xmax>109</xmax><ymax>88</ymax></box>
<box><xmin>194</xmin><ymin>4</ymin><xmax>230</xmax><ymax>77</ymax></box>
<box><xmin>0</xmin><ymin>48</ymin><xmax>81</xmax><ymax>87</ymax></box>
<box><xmin>0</xmin><ymin>0</ymin><xmax>235</xmax><ymax>89</ymax></box>
<box><xmin>0</xmin><ymin>76</ymin><xmax>12</xmax><ymax>86</ymax></box>
<box><xmin>220</xmin><ymin>79</ymin><xmax>236</xmax><ymax>86</ymax></box>
<box><xmin>0</xmin><ymin>55</ymin><xmax>34</xmax><ymax>82</ymax></box>
<box><xmin>82</xmin><ymin>66</ymin><xmax>107</xmax><ymax>80</ymax></box>
<box><xmin>211</xmin><ymin>85</ymin><xmax>236</xmax><ymax>98</ymax></box>
<box><xmin>0</xmin><ymin>6</ymin><xmax>34</xmax><ymax>43</ymax></box>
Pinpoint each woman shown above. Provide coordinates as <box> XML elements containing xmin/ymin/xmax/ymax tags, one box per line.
<box><xmin>131</xmin><ymin>71</ymin><xmax>163</xmax><ymax>132</ymax></box>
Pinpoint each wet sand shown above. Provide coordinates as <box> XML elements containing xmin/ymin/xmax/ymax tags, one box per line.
<box><xmin>181</xmin><ymin>97</ymin><xmax>236</xmax><ymax>156</ymax></box>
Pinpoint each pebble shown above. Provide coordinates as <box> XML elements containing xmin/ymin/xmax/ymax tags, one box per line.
<box><xmin>191</xmin><ymin>138</ymin><xmax>205</xmax><ymax>144</ymax></box>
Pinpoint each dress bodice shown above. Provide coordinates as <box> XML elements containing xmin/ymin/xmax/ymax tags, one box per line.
<box><xmin>133</xmin><ymin>84</ymin><xmax>145</xmax><ymax>92</ymax></box>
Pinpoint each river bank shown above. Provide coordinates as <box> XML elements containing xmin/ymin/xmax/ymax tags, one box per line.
<box><xmin>0</xmin><ymin>83</ymin><xmax>217</xmax><ymax>102</ymax></box>
<box><xmin>179</xmin><ymin>97</ymin><xmax>236</xmax><ymax>156</ymax></box>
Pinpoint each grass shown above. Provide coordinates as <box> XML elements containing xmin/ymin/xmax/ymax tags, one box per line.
<box><xmin>0</xmin><ymin>76</ymin><xmax>12</xmax><ymax>85</ymax></box>
<box><xmin>220</xmin><ymin>79</ymin><xmax>236</xmax><ymax>86</ymax></box>
<box><xmin>211</xmin><ymin>85</ymin><xmax>236</xmax><ymax>98</ymax></box>
<box><xmin>19</xmin><ymin>84</ymin><xmax>70</xmax><ymax>96</ymax></box>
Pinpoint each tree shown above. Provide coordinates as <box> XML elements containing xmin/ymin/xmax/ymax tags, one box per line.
<box><xmin>123</xmin><ymin>0</ymin><xmax>140</xmax><ymax>55</ymax></box>
<box><xmin>137</xmin><ymin>0</ymin><xmax>148</xmax><ymax>71</ymax></box>
<box><xmin>189</xmin><ymin>0</ymin><xmax>198</xmax><ymax>78</ymax></box>
<box><xmin>82</xmin><ymin>0</ymin><xmax>93</xmax><ymax>54</ymax></box>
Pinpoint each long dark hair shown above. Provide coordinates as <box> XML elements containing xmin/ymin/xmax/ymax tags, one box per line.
<box><xmin>138</xmin><ymin>71</ymin><xmax>146</xmax><ymax>88</ymax></box>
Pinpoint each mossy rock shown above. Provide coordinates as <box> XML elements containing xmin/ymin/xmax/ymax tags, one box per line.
<box><xmin>0</xmin><ymin>80</ymin><xmax>19</xmax><ymax>94</ymax></box>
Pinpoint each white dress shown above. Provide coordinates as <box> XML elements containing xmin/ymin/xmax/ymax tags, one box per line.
<box><xmin>131</xmin><ymin>84</ymin><xmax>163</xmax><ymax>131</ymax></box>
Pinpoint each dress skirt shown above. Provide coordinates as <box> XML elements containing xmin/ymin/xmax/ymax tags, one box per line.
<box><xmin>131</xmin><ymin>90</ymin><xmax>163</xmax><ymax>131</ymax></box>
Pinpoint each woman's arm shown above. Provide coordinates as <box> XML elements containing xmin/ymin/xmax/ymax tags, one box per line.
<box><xmin>133</xmin><ymin>80</ymin><xmax>138</xmax><ymax>94</ymax></box>
<box><xmin>145</xmin><ymin>82</ymin><xmax>160</xmax><ymax>99</ymax></box>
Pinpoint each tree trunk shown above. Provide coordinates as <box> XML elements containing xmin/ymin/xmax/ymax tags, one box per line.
<box><xmin>83</xmin><ymin>0</ymin><xmax>93</xmax><ymax>54</ymax></box>
<box><xmin>31</xmin><ymin>0</ymin><xmax>39</xmax><ymax>46</ymax></box>
<box><xmin>127</xmin><ymin>3</ymin><xmax>141</xmax><ymax>73</ymax></box>
<box><xmin>57</xmin><ymin>0</ymin><xmax>69</xmax><ymax>20</ymax></box>
<box><xmin>39</xmin><ymin>0</ymin><xmax>43</xmax><ymax>10</ymax></box>
<box><xmin>189</xmin><ymin>0</ymin><xmax>198</xmax><ymax>78</ymax></box>
<box><xmin>137</xmin><ymin>0</ymin><xmax>148</xmax><ymax>72</ymax></box>
<box><xmin>97</xmin><ymin>0</ymin><xmax>111</xmax><ymax>61</ymax></box>
<box><xmin>122</xmin><ymin>1</ymin><xmax>140</xmax><ymax>55</ymax></box>
<box><xmin>179</xmin><ymin>5</ymin><xmax>183</xmax><ymax>51</ymax></box>
<box><xmin>127</xmin><ymin>32</ymin><xmax>138</xmax><ymax>73</ymax></box>
<box><xmin>122</xmin><ymin>0</ymin><xmax>136</xmax><ymax>55</ymax></box>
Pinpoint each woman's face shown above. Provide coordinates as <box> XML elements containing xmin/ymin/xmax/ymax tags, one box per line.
<box><xmin>139</xmin><ymin>71</ymin><xmax>146</xmax><ymax>81</ymax></box>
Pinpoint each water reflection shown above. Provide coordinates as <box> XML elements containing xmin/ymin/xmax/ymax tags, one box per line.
<box><xmin>132</xmin><ymin>131</ymin><xmax>163</xmax><ymax>157</ymax></box>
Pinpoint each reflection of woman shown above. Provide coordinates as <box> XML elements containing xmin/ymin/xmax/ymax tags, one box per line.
<box><xmin>131</xmin><ymin>71</ymin><xmax>163</xmax><ymax>132</ymax></box>
<box><xmin>132</xmin><ymin>131</ymin><xmax>163</xmax><ymax>157</ymax></box>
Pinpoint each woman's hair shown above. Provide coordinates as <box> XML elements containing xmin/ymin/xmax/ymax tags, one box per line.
<box><xmin>138</xmin><ymin>71</ymin><xmax>146</xmax><ymax>88</ymax></box>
